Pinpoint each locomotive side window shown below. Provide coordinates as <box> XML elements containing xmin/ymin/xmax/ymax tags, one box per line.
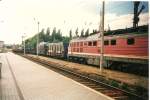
<box><xmin>77</xmin><ymin>42</ymin><xmax>79</xmax><ymax>46</ymax></box>
<box><xmin>80</xmin><ymin>42</ymin><xmax>83</xmax><ymax>46</ymax></box>
<box><xmin>93</xmin><ymin>41</ymin><xmax>97</xmax><ymax>46</ymax></box>
<box><xmin>111</xmin><ymin>40</ymin><xmax>116</xmax><ymax>45</ymax></box>
<box><xmin>127</xmin><ymin>38</ymin><xmax>135</xmax><ymax>45</ymax></box>
<box><xmin>73</xmin><ymin>48</ymin><xmax>75</xmax><ymax>52</ymax></box>
<box><xmin>77</xmin><ymin>48</ymin><xmax>79</xmax><ymax>52</ymax></box>
<box><xmin>88</xmin><ymin>42</ymin><xmax>92</xmax><ymax>46</ymax></box>
<box><xmin>74</xmin><ymin>42</ymin><xmax>76</xmax><ymax>47</ymax></box>
<box><xmin>73</xmin><ymin>43</ymin><xmax>75</xmax><ymax>47</ymax></box>
<box><xmin>84</xmin><ymin>42</ymin><xmax>87</xmax><ymax>46</ymax></box>
<box><xmin>80</xmin><ymin>48</ymin><xmax>83</xmax><ymax>52</ymax></box>
<box><xmin>104</xmin><ymin>40</ymin><xmax>109</xmax><ymax>45</ymax></box>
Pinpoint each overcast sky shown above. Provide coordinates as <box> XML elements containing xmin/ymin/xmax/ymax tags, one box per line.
<box><xmin>0</xmin><ymin>0</ymin><xmax>148</xmax><ymax>44</ymax></box>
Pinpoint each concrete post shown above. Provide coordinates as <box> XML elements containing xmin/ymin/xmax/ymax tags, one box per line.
<box><xmin>100</xmin><ymin>1</ymin><xmax>105</xmax><ymax>72</ymax></box>
<box><xmin>0</xmin><ymin>62</ymin><xmax>2</xmax><ymax>78</ymax></box>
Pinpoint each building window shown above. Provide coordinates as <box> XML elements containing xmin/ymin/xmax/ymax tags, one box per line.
<box><xmin>104</xmin><ymin>40</ymin><xmax>109</xmax><ymax>45</ymax></box>
<box><xmin>88</xmin><ymin>42</ymin><xmax>92</xmax><ymax>46</ymax></box>
<box><xmin>93</xmin><ymin>41</ymin><xmax>97</xmax><ymax>46</ymax></box>
<box><xmin>111</xmin><ymin>40</ymin><xmax>116</xmax><ymax>45</ymax></box>
<box><xmin>127</xmin><ymin>38</ymin><xmax>135</xmax><ymax>45</ymax></box>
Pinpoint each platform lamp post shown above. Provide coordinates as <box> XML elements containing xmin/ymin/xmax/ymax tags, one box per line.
<box><xmin>36</xmin><ymin>21</ymin><xmax>40</xmax><ymax>57</ymax></box>
<box><xmin>22</xmin><ymin>33</ymin><xmax>26</xmax><ymax>55</ymax></box>
<box><xmin>99</xmin><ymin>1</ymin><xmax>105</xmax><ymax>72</ymax></box>
<box><xmin>34</xmin><ymin>18</ymin><xmax>40</xmax><ymax>57</ymax></box>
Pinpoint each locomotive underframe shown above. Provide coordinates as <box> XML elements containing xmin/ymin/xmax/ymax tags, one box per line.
<box><xmin>68</xmin><ymin>53</ymin><xmax>148</xmax><ymax>67</ymax></box>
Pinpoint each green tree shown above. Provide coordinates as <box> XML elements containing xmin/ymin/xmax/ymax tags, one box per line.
<box><xmin>75</xmin><ymin>27</ymin><xmax>79</xmax><ymax>37</ymax></box>
<box><xmin>85</xmin><ymin>28</ymin><xmax>89</xmax><ymax>37</ymax></box>
<box><xmin>80</xmin><ymin>29</ymin><xmax>84</xmax><ymax>37</ymax></box>
<box><xmin>51</xmin><ymin>28</ymin><xmax>63</xmax><ymax>42</ymax></box>
<box><xmin>46</xmin><ymin>27</ymin><xmax>50</xmax><ymax>36</ymax></box>
<box><xmin>56</xmin><ymin>29</ymin><xmax>62</xmax><ymax>41</ymax></box>
<box><xmin>44</xmin><ymin>27</ymin><xmax>51</xmax><ymax>42</ymax></box>
<box><xmin>69</xmin><ymin>29</ymin><xmax>72</xmax><ymax>39</ymax></box>
<box><xmin>51</xmin><ymin>27</ymin><xmax>57</xmax><ymax>42</ymax></box>
<box><xmin>39</xmin><ymin>28</ymin><xmax>45</xmax><ymax>42</ymax></box>
<box><xmin>62</xmin><ymin>36</ymin><xmax>70</xmax><ymax>43</ymax></box>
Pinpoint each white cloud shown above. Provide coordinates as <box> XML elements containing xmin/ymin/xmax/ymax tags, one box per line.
<box><xmin>0</xmin><ymin>0</ymin><xmax>148</xmax><ymax>44</ymax></box>
<box><xmin>105</xmin><ymin>12</ymin><xmax>149</xmax><ymax>30</ymax></box>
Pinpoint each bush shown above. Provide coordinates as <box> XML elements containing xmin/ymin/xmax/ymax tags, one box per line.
<box><xmin>111</xmin><ymin>80</ymin><xmax>119</xmax><ymax>87</ymax></box>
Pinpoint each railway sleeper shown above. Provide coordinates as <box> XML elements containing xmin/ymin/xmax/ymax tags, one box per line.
<box><xmin>104</xmin><ymin>92</ymin><xmax>126</xmax><ymax>98</ymax></box>
<box><xmin>88</xmin><ymin>85</ymin><xmax>103</xmax><ymax>89</ymax></box>
<box><xmin>94</xmin><ymin>87</ymin><xmax>106</xmax><ymax>90</ymax></box>
<box><xmin>79</xmin><ymin>81</ymin><xmax>92</xmax><ymax>84</ymax></box>
<box><xmin>101</xmin><ymin>89</ymin><xmax>122</xmax><ymax>94</ymax></box>
<box><xmin>73</xmin><ymin>78</ymin><xmax>85</xmax><ymax>81</ymax></box>
<box><xmin>86</xmin><ymin>83</ymin><xmax>98</xmax><ymax>86</ymax></box>
<box><xmin>113</xmin><ymin>95</ymin><xmax>129</xmax><ymax>100</ymax></box>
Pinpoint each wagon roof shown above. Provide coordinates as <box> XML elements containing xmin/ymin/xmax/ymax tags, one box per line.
<box><xmin>48</xmin><ymin>42</ymin><xmax>63</xmax><ymax>45</ymax></box>
<box><xmin>70</xmin><ymin>33</ymin><xmax>148</xmax><ymax>42</ymax></box>
<box><xmin>39</xmin><ymin>42</ymin><xmax>49</xmax><ymax>45</ymax></box>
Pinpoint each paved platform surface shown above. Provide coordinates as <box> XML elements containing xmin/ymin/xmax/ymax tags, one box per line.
<box><xmin>0</xmin><ymin>52</ymin><xmax>113</xmax><ymax>100</ymax></box>
<box><xmin>0</xmin><ymin>53</ymin><xmax>20</xmax><ymax>100</ymax></box>
<box><xmin>26</xmin><ymin>54</ymin><xmax>148</xmax><ymax>89</ymax></box>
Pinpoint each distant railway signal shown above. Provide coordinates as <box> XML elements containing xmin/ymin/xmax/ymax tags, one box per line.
<box><xmin>133</xmin><ymin>1</ymin><xmax>145</xmax><ymax>29</ymax></box>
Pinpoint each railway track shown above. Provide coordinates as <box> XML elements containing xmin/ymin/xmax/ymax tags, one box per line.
<box><xmin>23</xmin><ymin>55</ymin><xmax>147</xmax><ymax>100</ymax></box>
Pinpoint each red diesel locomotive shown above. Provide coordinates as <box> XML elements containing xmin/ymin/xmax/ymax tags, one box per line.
<box><xmin>68</xmin><ymin>33</ymin><xmax>148</xmax><ymax>67</ymax></box>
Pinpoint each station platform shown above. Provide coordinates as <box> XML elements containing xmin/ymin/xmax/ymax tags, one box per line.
<box><xmin>26</xmin><ymin>54</ymin><xmax>148</xmax><ymax>89</ymax></box>
<box><xmin>0</xmin><ymin>53</ymin><xmax>20</xmax><ymax>100</ymax></box>
<box><xmin>0</xmin><ymin>52</ymin><xmax>113</xmax><ymax>100</ymax></box>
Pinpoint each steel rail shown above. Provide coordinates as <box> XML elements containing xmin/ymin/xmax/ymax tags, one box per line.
<box><xmin>22</xmin><ymin>55</ymin><xmax>147</xmax><ymax>100</ymax></box>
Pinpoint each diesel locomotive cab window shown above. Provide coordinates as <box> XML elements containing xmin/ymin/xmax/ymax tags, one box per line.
<box><xmin>111</xmin><ymin>40</ymin><xmax>116</xmax><ymax>45</ymax></box>
<box><xmin>104</xmin><ymin>40</ymin><xmax>109</xmax><ymax>45</ymax></box>
<box><xmin>88</xmin><ymin>42</ymin><xmax>92</xmax><ymax>46</ymax></box>
<box><xmin>93</xmin><ymin>41</ymin><xmax>97</xmax><ymax>46</ymax></box>
<box><xmin>127</xmin><ymin>38</ymin><xmax>135</xmax><ymax>45</ymax></box>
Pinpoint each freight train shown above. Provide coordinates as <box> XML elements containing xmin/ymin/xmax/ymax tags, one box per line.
<box><xmin>47</xmin><ymin>42</ymin><xmax>68</xmax><ymax>59</ymax></box>
<box><xmin>13</xmin><ymin>26</ymin><xmax>148</xmax><ymax>72</ymax></box>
